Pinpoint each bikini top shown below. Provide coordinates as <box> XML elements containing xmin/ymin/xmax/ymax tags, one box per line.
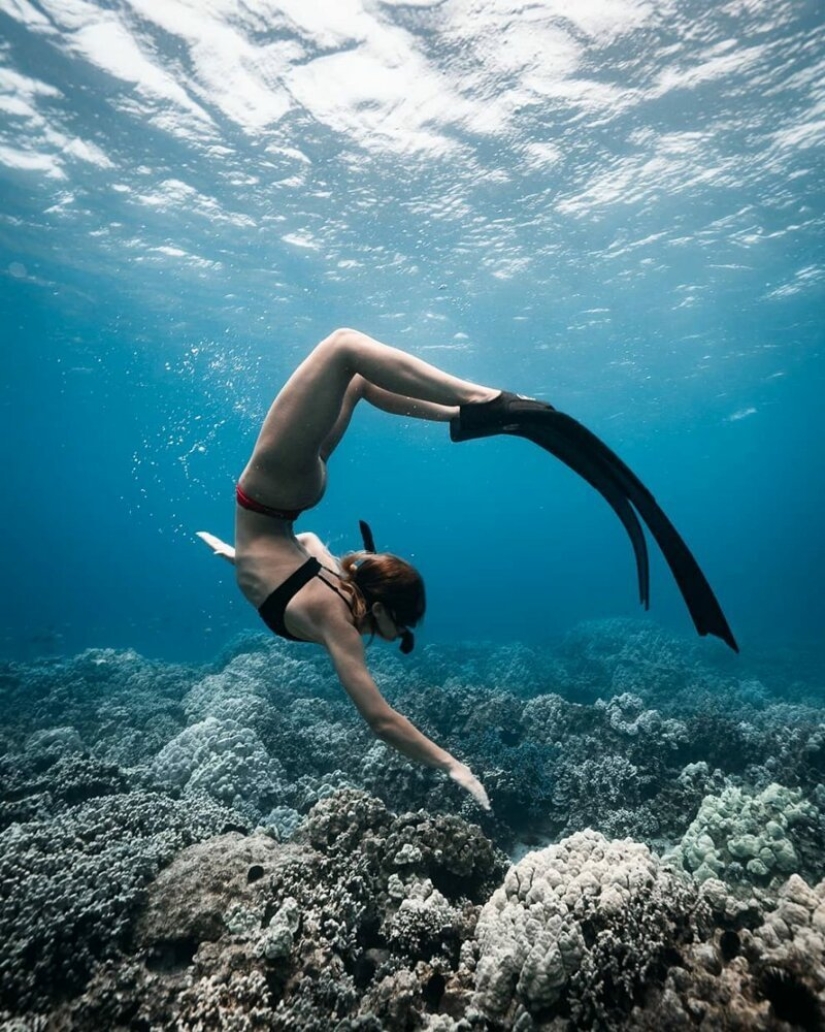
<box><xmin>257</xmin><ymin>557</ymin><xmax>353</xmax><ymax>642</ymax></box>
<box><xmin>254</xmin><ymin>520</ymin><xmax>415</xmax><ymax>653</ymax></box>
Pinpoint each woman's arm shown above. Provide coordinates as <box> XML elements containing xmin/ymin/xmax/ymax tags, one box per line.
<box><xmin>196</xmin><ymin>531</ymin><xmax>236</xmax><ymax>565</ymax></box>
<box><xmin>321</xmin><ymin>618</ymin><xmax>490</xmax><ymax>810</ymax></box>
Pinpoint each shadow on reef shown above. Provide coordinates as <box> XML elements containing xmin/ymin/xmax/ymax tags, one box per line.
<box><xmin>0</xmin><ymin>620</ymin><xmax>823</xmax><ymax>1028</ymax></box>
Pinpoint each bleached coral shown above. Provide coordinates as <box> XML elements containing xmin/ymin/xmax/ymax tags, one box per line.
<box><xmin>386</xmin><ymin>877</ymin><xmax>463</xmax><ymax>958</ymax></box>
<box><xmin>596</xmin><ymin>692</ymin><xmax>687</xmax><ymax>747</ymax></box>
<box><xmin>182</xmin><ymin>654</ymin><xmax>273</xmax><ymax>722</ymax></box>
<box><xmin>472</xmin><ymin>830</ymin><xmax>696</xmax><ymax>1023</ymax></box>
<box><xmin>176</xmin><ymin>970</ymin><xmax>273</xmax><ymax>1030</ymax></box>
<box><xmin>25</xmin><ymin>726</ymin><xmax>84</xmax><ymax>758</ymax></box>
<box><xmin>257</xmin><ymin>897</ymin><xmax>300</xmax><ymax>961</ymax></box>
<box><xmin>153</xmin><ymin>717</ymin><xmax>287</xmax><ymax>820</ymax></box>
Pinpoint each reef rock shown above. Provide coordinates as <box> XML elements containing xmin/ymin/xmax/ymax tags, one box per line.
<box><xmin>50</xmin><ymin>789</ymin><xmax>506</xmax><ymax>1031</ymax></box>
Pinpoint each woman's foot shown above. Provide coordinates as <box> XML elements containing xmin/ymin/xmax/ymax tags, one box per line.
<box><xmin>449</xmin><ymin>390</ymin><xmax>554</xmax><ymax>441</ymax></box>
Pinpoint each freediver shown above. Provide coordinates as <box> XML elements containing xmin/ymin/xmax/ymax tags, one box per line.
<box><xmin>199</xmin><ymin>327</ymin><xmax>737</xmax><ymax>810</ymax></box>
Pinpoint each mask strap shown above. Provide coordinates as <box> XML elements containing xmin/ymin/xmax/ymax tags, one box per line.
<box><xmin>356</xmin><ymin>519</ymin><xmax>415</xmax><ymax>655</ymax></box>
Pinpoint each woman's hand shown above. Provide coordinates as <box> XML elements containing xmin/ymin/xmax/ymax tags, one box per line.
<box><xmin>448</xmin><ymin>761</ymin><xmax>491</xmax><ymax>810</ymax></box>
<box><xmin>196</xmin><ymin>531</ymin><xmax>236</xmax><ymax>564</ymax></box>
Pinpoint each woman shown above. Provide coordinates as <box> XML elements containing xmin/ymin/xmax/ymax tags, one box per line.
<box><xmin>199</xmin><ymin>327</ymin><xmax>497</xmax><ymax>809</ymax></box>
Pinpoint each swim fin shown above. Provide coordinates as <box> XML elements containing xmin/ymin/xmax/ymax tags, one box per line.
<box><xmin>451</xmin><ymin>391</ymin><xmax>738</xmax><ymax>652</ymax></box>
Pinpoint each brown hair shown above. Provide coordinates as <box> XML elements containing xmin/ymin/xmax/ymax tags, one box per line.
<box><xmin>339</xmin><ymin>551</ymin><xmax>426</xmax><ymax>628</ymax></box>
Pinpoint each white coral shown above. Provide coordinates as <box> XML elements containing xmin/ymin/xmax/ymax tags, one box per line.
<box><xmin>596</xmin><ymin>692</ymin><xmax>687</xmax><ymax>746</ymax></box>
<box><xmin>258</xmin><ymin>897</ymin><xmax>300</xmax><ymax>961</ymax></box>
<box><xmin>153</xmin><ymin>717</ymin><xmax>286</xmax><ymax>818</ymax></box>
<box><xmin>473</xmin><ymin>830</ymin><xmax>682</xmax><ymax>1018</ymax></box>
<box><xmin>387</xmin><ymin>878</ymin><xmax>460</xmax><ymax>956</ymax></box>
<box><xmin>746</xmin><ymin>874</ymin><xmax>825</xmax><ymax>998</ymax></box>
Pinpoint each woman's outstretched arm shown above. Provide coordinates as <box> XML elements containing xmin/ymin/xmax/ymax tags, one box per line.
<box><xmin>320</xmin><ymin>616</ymin><xmax>491</xmax><ymax>810</ymax></box>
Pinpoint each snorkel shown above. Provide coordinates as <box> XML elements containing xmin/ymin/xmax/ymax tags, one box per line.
<box><xmin>357</xmin><ymin>520</ymin><xmax>417</xmax><ymax>654</ymax></box>
<box><xmin>398</xmin><ymin>628</ymin><xmax>415</xmax><ymax>655</ymax></box>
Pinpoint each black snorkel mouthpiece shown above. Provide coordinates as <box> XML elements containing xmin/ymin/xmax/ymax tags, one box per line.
<box><xmin>358</xmin><ymin>519</ymin><xmax>416</xmax><ymax>654</ymax></box>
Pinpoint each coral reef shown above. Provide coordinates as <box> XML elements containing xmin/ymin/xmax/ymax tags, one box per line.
<box><xmin>152</xmin><ymin>716</ymin><xmax>289</xmax><ymax>821</ymax></box>
<box><xmin>672</xmin><ymin>783</ymin><xmax>819</xmax><ymax>886</ymax></box>
<box><xmin>37</xmin><ymin>790</ymin><xmax>506</xmax><ymax>1030</ymax></box>
<box><xmin>0</xmin><ymin>621</ymin><xmax>823</xmax><ymax>1029</ymax></box>
<box><xmin>0</xmin><ymin>791</ymin><xmax>246</xmax><ymax>1013</ymax></box>
<box><xmin>471</xmin><ymin>830</ymin><xmax>701</xmax><ymax>1027</ymax></box>
<box><xmin>9</xmin><ymin>793</ymin><xmax>824</xmax><ymax>1031</ymax></box>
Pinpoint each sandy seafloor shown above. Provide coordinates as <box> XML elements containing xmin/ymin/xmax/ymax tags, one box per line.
<box><xmin>1</xmin><ymin>619</ymin><xmax>823</xmax><ymax>1031</ymax></box>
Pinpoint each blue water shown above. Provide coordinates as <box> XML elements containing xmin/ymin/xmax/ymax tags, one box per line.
<box><xmin>1</xmin><ymin>0</ymin><xmax>823</xmax><ymax>665</ymax></box>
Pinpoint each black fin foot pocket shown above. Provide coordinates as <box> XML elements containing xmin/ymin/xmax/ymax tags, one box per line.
<box><xmin>450</xmin><ymin>391</ymin><xmax>556</xmax><ymax>442</ymax></box>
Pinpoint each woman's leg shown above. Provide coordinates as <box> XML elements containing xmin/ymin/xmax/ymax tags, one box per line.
<box><xmin>319</xmin><ymin>378</ymin><xmax>457</xmax><ymax>461</ymax></box>
<box><xmin>240</xmin><ymin>327</ymin><xmax>496</xmax><ymax>508</ymax></box>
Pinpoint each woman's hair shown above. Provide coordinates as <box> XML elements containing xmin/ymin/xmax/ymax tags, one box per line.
<box><xmin>340</xmin><ymin>551</ymin><xmax>426</xmax><ymax>628</ymax></box>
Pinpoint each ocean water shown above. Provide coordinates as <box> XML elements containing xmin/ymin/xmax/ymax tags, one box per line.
<box><xmin>1</xmin><ymin>3</ymin><xmax>824</xmax><ymax>1028</ymax></box>
<box><xmin>1</xmin><ymin>0</ymin><xmax>822</xmax><ymax>664</ymax></box>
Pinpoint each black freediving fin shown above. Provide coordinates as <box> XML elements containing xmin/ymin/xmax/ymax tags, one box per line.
<box><xmin>451</xmin><ymin>392</ymin><xmax>738</xmax><ymax>652</ymax></box>
<box><xmin>522</xmin><ymin>421</ymin><xmax>651</xmax><ymax>609</ymax></box>
<box><xmin>450</xmin><ymin>392</ymin><xmax>649</xmax><ymax>608</ymax></box>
